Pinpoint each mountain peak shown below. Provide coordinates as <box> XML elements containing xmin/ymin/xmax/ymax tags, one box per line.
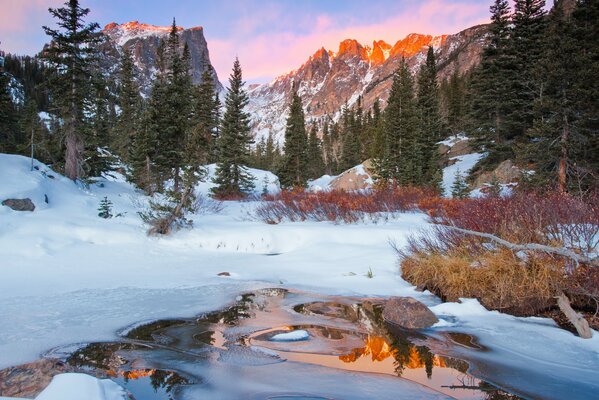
<box><xmin>336</xmin><ymin>39</ymin><xmax>368</xmax><ymax>60</ymax></box>
<box><xmin>369</xmin><ymin>40</ymin><xmax>392</xmax><ymax>65</ymax></box>
<box><xmin>390</xmin><ymin>33</ymin><xmax>447</xmax><ymax>58</ymax></box>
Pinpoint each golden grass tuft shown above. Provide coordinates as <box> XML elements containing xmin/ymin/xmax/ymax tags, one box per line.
<box><xmin>401</xmin><ymin>248</ymin><xmax>564</xmax><ymax>316</ymax></box>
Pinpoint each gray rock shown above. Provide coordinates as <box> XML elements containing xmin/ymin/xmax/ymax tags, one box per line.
<box><xmin>2</xmin><ymin>198</ymin><xmax>35</xmax><ymax>212</ymax></box>
<box><xmin>382</xmin><ymin>297</ymin><xmax>439</xmax><ymax>329</ymax></box>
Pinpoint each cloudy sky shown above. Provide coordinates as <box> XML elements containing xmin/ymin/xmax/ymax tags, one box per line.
<box><xmin>0</xmin><ymin>0</ymin><xmax>496</xmax><ymax>83</ymax></box>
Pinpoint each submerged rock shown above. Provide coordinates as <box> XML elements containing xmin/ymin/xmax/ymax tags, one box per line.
<box><xmin>2</xmin><ymin>198</ymin><xmax>35</xmax><ymax>211</ymax></box>
<box><xmin>382</xmin><ymin>297</ymin><xmax>438</xmax><ymax>329</ymax></box>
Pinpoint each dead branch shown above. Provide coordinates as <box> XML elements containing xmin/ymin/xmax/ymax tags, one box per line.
<box><xmin>438</xmin><ymin>225</ymin><xmax>599</xmax><ymax>267</ymax></box>
<box><xmin>557</xmin><ymin>293</ymin><xmax>593</xmax><ymax>339</ymax></box>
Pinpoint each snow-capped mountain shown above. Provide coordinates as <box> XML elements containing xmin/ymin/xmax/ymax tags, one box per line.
<box><xmin>100</xmin><ymin>21</ymin><xmax>222</xmax><ymax>95</ymax></box>
<box><xmin>247</xmin><ymin>24</ymin><xmax>489</xmax><ymax>144</ymax></box>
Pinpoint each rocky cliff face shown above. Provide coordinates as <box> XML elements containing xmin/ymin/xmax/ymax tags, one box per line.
<box><xmin>100</xmin><ymin>21</ymin><xmax>222</xmax><ymax>95</ymax></box>
<box><xmin>247</xmin><ymin>24</ymin><xmax>488</xmax><ymax>143</ymax></box>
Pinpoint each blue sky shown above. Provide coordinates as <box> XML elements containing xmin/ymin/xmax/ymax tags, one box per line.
<box><xmin>1</xmin><ymin>0</ymin><xmax>503</xmax><ymax>82</ymax></box>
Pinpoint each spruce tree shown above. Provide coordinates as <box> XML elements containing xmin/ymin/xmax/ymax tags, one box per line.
<box><xmin>507</xmin><ymin>0</ymin><xmax>547</xmax><ymax>139</ymax></box>
<box><xmin>114</xmin><ymin>48</ymin><xmax>141</xmax><ymax>163</ymax></box>
<box><xmin>0</xmin><ymin>72</ymin><xmax>20</xmax><ymax>153</ymax></box>
<box><xmin>211</xmin><ymin>58</ymin><xmax>255</xmax><ymax>197</ymax></box>
<box><xmin>279</xmin><ymin>84</ymin><xmax>309</xmax><ymax>188</ymax></box>
<box><xmin>42</xmin><ymin>0</ymin><xmax>101</xmax><ymax>180</ymax></box>
<box><xmin>340</xmin><ymin>105</ymin><xmax>361</xmax><ymax>171</ymax></box>
<box><xmin>469</xmin><ymin>0</ymin><xmax>512</xmax><ymax>156</ymax></box>
<box><xmin>522</xmin><ymin>0</ymin><xmax>599</xmax><ymax>192</ymax></box>
<box><xmin>307</xmin><ymin>123</ymin><xmax>325</xmax><ymax>179</ymax></box>
<box><xmin>375</xmin><ymin>58</ymin><xmax>420</xmax><ymax>185</ymax></box>
<box><xmin>192</xmin><ymin>65</ymin><xmax>220</xmax><ymax>164</ymax></box>
<box><xmin>417</xmin><ymin>46</ymin><xmax>444</xmax><ymax>187</ymax></box>
<box><xmin>451</xmin><ymin>169</ymin><xmax>470</xmax><ymax>199</ymax></box>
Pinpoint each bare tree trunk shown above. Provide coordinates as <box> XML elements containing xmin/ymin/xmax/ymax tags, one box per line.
<box><xmin>557</xmin><ymin>293</ymin><xmax>592</xmax><ymax>339</ymax></box>
<box><xmin>558</xmin><ymin>113</ymin><xmax>569</xmax><ymax>193</ymax></box>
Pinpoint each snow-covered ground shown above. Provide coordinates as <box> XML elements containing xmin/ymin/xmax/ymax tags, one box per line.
<box><xmin>438</xmin><ymin>135</ymin><xmax>485</xmax><ymax>197</ymax></box>
<box><xmin>1</xmin><ymin>153</ymin><xmax>598</xmax><ymax>399</ymax></box>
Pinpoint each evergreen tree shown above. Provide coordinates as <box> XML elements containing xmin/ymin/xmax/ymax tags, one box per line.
<box><xmin>340</xmin><ymin>105</ymin><xmax>361</xmax><ymax>171</ymax></box>
<box><xmin>193</xmin><ymin>65</ymin><xmax>220</xmax><ymax>164</ymax></box>
<box><xmin>97</xmin><ymin>196</ymin><xmax>113</xmax><ymax>219</ymax></box>
<box><xmin>114</xmin><ymin>48</ymin><xmax>141</xmax><ymax>163</ymax></box>
<box><xmin>368</xmin><ymin>99</ymin><xmax>385</xmax><ymax>160</ymax></box>
<box><xmin>307</xmin><ymin>123</ymin><xmax>325</xmax><ymax>179</ymax></box>
<box><xmin>507</xmin><ymin>0</ymin><xmax>547</xmax><ymax>139</ymax></box>
<box><xmin>130</xmin><ymin>108</ymin><xmax>157</xmax><ymax>193</ymax></box>
<box><xmin>451</xmin><ymin>169</ymin><xmax>470</xmax><ymax>199</ymax></box>
<box><xmin>522</xmin><ymin>0</ymin><xmax>599</xmax><ymax>192</ymax></box>
<box><xmin>42</xmin><ymin>0</ymin><xmax>101</xmax><ymax>180</ymax></box>
<box><xmin>0</xmin><ymin>72</ymin><xmax>20</xmax><ymax>153</ymax></box>
<box><xmin>469</xmin><ymin>0</ymin><xmax>512</xmax><ymax>153</ymax></box>
<box><xmin>375</xmin><ymin>58</ymin><xmax>420</xmax><ymax>185</ymax></box>
<box><xmin>321</xmin><ymin>120</ymin><xmax>336</xmax><ymax>175</ymax></box>
<box><xmin>279</xmin><ymin>84</ymin><xmax>309</xmax><ymax>188</ymax></box>
<box><xmin>417</xmin><ymin>46</ymin><xmax>444</xmax><ymax>187</ymax></box>
<box><xmin>211</xmin><ymin>58</ymin><xmax>255</xmax><ymax>197</ymax></box>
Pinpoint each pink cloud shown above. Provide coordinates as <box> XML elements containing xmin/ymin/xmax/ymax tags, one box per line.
<box><xmin>0</xmin><ymin>0</ymin><xmax>62</xmax><ymax>32</ymax></box>
<box><xmin>209</xmin><ymin>0</ymin><xmax>490</xmax><ymax>83</ymax></box>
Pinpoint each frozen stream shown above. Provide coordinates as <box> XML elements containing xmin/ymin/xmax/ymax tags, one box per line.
<box><xmin>6</xmin><ymin>288</ymin><xmax>576</xmax><ymax>400</ymax></box>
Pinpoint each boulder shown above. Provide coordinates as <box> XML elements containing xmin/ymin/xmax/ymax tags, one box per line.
<box><xmin>473</xmin><ymin>159</ymin><xmax>521</xmax><ymax>189</ymax></box>
<box><xmin>2</xmin><ymin>198</ymin><xmax>35</xmax><ymax>212</ymax></box>
<box><xmin>382</xmin><ymin>297</ymin><xmax>439</xmax><ymax>329</ymax></box>
<box><xmin>329</xmin><ymin>159</ymin><xmax>375</xmax><ymax>191</ymax></box>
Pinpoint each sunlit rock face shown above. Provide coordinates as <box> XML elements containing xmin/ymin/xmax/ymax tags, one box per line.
<box><xmin>99</xmin><ymin>21</ymin><xmax>222</xmax><ymax>96</ymax></box>
<box><xmin>247</xmin><ymin>25</ymin><xmax>489</xmax><ymax>145</ymax></box>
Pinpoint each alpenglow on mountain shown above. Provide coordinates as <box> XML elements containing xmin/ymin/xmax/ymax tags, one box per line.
<box><xmin>100</xmin><ymin>21</ymin><xmax>222</xmax><ymax>95</ymax></box>
<box><xmin>246</xmin><ymin>24</ymin><xmax>488</xmax><ymax>143</ymax></box>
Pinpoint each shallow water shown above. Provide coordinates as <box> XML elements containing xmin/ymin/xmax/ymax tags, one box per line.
<box><xmin>43</xmin><ymin>289</ymin><xmax>525</xmax><ymax>400</ymax></box>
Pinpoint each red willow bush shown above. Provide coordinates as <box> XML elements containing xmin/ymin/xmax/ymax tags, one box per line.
<box><xmin>400</xmin><ymin>190</ymin><xmax>599</xmax><ymax>322</ymax></box>
<box><xmin>255</xmin><ymin>186</ymin><xmax>439</xmax><ymax>224</ymax></box>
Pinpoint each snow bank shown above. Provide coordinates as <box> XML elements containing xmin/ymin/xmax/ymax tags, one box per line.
<box><xmin>308</xmin><ymin>174</ymin><xmax>336</xmax><ymax>192</ymax></box>
<box><xmin>442</xmin><ymin>152</ymin><xmax>484</xmax><ymax>197</ymax></box>
<box><xmin>197</xmin><ymin>164</ymin><xmax>281</xmax><ymax>196</ymax></box>
<box><xmin>36</xmin><ymin>373</ymin><xmax>126</xmax><ymax>400</ymax></box>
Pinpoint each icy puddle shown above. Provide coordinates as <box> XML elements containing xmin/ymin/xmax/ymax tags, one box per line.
<box><xmin>14</xmin><ymin>288</ymin><xmax>528</xmax><ymax>400</ymax></box>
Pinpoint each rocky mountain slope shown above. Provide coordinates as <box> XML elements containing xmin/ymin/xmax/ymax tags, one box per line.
<box><xmin>100</xmin><ymin>21</ymin><xmax>222</xmax><ymax>95</ymax></box>
<box><xmin>247</xmin><ymin>24</ymin><xmax>488</xmax><ymax>143</ymax></box>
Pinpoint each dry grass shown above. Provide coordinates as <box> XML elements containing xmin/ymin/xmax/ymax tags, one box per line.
<box><xmin>399</xmin><ymin>191</ymin><xmax>599</xmax><ymax>321</ymax></box>
<box><xmin>401</xmin><ymin>248</ymin><xmax>564</xmax><ymax>316</ymax></box>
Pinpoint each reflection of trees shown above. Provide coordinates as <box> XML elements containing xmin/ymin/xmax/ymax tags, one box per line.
<box><xmin>149</xmin><ymin>369</ymin><xmax>188</xmax><ymax>393</ymax></box>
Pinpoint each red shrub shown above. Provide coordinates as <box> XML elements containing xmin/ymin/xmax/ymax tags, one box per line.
<box><xmin>254</xmin><ymin>186</ymin><xmax>438</xmax><ymax>224</ymax></box>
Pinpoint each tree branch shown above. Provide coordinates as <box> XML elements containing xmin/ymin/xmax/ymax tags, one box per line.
<box><xmin>437</xmin><ymin>225</ymin><xmax>599</xmax><ymax>267</ymax></box>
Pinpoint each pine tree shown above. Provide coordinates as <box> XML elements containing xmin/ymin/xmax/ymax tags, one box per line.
<box><xmin>97</xmin><ymin>196</ymin><xmax>113</xmax><ymax>218</ymax></box>
<box><xmin>192</xmin><ymin>65</ymin><xmax>220</xmax><ymax>164</ymax></box>
<box><xmin>42</xmin><ymin>0</ymin><xmax>101</xmax><ymax>180</ymax></box>
<box><xmin>369</xmin><ymin>98</ymin><xmax>385</xmax><ymax>159</ymax></box>
<box><xmin>0</xmin><ymin>72</ymin><xmax>20</xmax><ymax>153</ymax></box>
<box><xmin>469</xmin><ymin>0</ymin><xmax>513</xmax><ymax>156</ymax></box>
<box><xmin>321</xmin><ymin>120</ymin><xmax>335</xmax><ymax>174</ymax></box>
<box><xmin>521</xmin><ymin>0</ymin><xmax>599</xmax><ymax>192</ymax></box>
<box><xmin>211</xmin><ymin>58</ymin><xmax>255</xmax><ymax>197</ymax></box>
<box><xmin>340</xmin><ymin>105</ymin><xmax>361</xmax><ymax>171</ymax></box>
<box><xmin>417</xmin><ymin>46</ymin><xmax>444</xmax><ymax>187</ymax></box>
<box><xmin>114</xmin><ymin>48</ymin><xmax>141</xmax><ymax>163</ymax></box>
<box><xmin>507</xmin><ymin>0</ymin><xmax>547</xmax><ymax>139</ymax></box>
<box><xmin>279</xmin><ymin>84</ymin><xmax>309</xmax><ymax>188</ymax></box>
<box><xmin>375</xmin><ymin>58</ymin><xmax>420</xmax><ymax>185</ymax></box>
<box><xmin>307</xmin><ymin>123</ymin><xmax>325</xmax><ymax>179</ymax></box>
<box><xmin>451</xmin><ymin>169</ymin><xmax>470</xmax><ymax>199</ymax></box>
<box><xmin>130</xmin><ymin>108</ymin><xmax>157</xmax><ymax>193</ymax></box>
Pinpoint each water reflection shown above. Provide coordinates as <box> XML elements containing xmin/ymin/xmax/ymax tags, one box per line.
<box><xmin>32</xmin><ymin>289</ymin><xmax>522</xmax><ymax>400</ymax></box>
